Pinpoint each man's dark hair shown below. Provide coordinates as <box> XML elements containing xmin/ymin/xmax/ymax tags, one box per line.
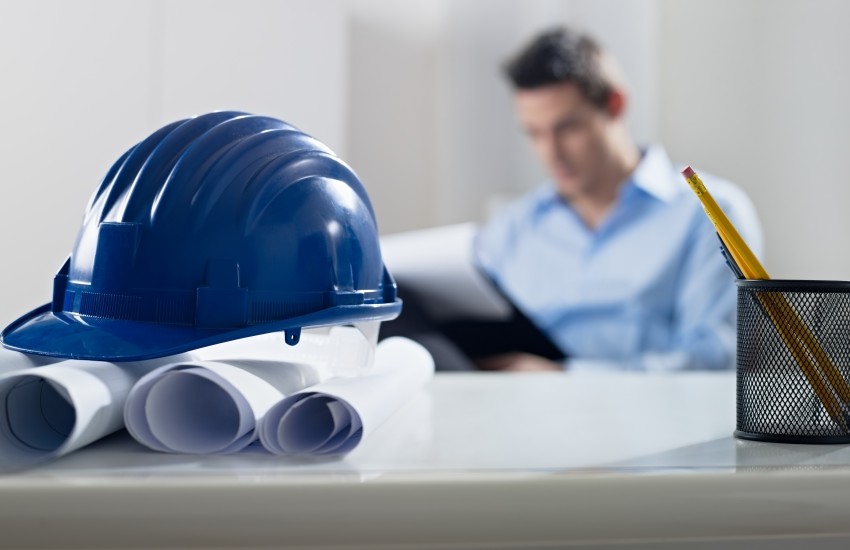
<box><xmin>503</xmin><ymin>27</ymin><xmax>613</xmax><ymax>109</ymax></box>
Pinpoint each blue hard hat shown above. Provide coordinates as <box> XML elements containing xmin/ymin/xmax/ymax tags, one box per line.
<box><xmin>1</xmin><ymin>112</ymin><xmax>401</xmax><ymax>361</ymax></box>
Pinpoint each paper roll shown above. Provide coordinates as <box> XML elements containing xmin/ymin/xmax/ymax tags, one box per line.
<box><xmin>0</xmin><ymin>354</ymin><xmax>194</xmax><ymax>468</ymax></box>
<box><xmin>259</xmin><ymin>337</ymin><xmax>434</xmax><ymax>456</ymax></box>
<box><xmin>124</xmin><ymin>360</ymin><xmax>322</xmax><ymax>454</ymax></box>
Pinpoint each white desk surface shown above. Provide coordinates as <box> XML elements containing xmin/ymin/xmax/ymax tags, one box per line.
<box><xmin>3</xmin><ymin>371</ymin><xmax>850</xmax><ymax>549</ymax></box>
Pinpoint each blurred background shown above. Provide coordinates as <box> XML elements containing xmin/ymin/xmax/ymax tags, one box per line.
<box><xmin>1</xmin><ymin>0</ymin><xmax>848</xmax><ymax>324</ymax></box>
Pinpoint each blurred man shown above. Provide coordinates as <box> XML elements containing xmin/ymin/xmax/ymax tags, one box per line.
<box><xmin>474</xmin><ymin>26</ymin><xmax>763</xmax><ymax>371</ymax></box>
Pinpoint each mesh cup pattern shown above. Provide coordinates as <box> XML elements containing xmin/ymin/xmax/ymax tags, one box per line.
<box><xmin>737</xmin><ymin>280</ymin><xmax>850</xmax><ymax>443</ymax></box>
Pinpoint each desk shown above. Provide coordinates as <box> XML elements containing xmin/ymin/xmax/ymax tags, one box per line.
<box><xmin>2</xmin><ymin>372</ymin><xmax>850</xmax><ymax>549</ymax></box>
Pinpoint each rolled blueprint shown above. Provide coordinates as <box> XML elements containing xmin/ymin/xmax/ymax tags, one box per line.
<box><xmin>124</xmin><ymin>360</ymin><xmax>321</xmax><ymax>454</ymax></box>
<box><xmin>124</xmin><ymin>325</ymin><xmax>375</xmax><ymax>454</ymax></box>
<box><xmin>0</xmin><ymin>354</ymin><xmax>194</xmax><ymax>468</ymax></box>
<box><xmin>259</xmin><ymin>337</ymin><xmax>434</xmax><ymax>456</ymax></box>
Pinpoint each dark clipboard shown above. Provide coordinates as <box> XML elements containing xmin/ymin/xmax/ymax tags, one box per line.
<box><xmin>437</xmin><ymin>308</ymin><xmax>567</xmax><ymax>360</ymax></box>
<box><xmin>396</xmin><ymin>275</ymin><xmax>567</xmax><ymax>361</ymax></box>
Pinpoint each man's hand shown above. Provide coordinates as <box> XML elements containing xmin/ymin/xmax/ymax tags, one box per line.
<box><xmin>475</xmin><ymin>352</ymin><xmax>562</xmax><ymax>372</ymax></box>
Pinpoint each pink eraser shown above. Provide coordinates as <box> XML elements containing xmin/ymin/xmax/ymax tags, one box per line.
<box><xmin>682</xmin><ymin>166</ymin><xmax>696</xmax><ymax>178</ymax></box>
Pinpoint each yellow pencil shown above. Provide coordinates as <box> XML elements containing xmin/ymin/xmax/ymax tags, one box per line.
<box><xmin>682</xmin><ymin>167</ymin><xmax>768</xmax><ymax>279</ymax></box>
<box><xmin>682</xmin><ymin>166</ymin><xmax>850</xmax><ymax>427</ymax></box>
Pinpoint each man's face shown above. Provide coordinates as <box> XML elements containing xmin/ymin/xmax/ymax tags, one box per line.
<box><xmin>514</xmin><ymin>82</ymin><xmax>615</xmax><ymax>200</ymax></box>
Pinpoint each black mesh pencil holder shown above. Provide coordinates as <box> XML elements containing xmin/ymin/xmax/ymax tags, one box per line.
<box><xmin>736</xmin><ymin>280</ymin><xmax>850</xmax><ymax>444</ymax></box>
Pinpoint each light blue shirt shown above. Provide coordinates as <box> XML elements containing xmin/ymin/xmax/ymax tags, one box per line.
<box><xmin>475</xmin><ymin>146</ymin><xmax>763</xmax><ymax>371</ymax></box>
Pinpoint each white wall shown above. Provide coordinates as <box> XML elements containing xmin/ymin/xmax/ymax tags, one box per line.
<box><xmin>345</xmin><ymin>0</ymin><xmax>661</xmax><ymax>232</ymax></box>
<box><xmin>659</xmin><ymin>0</ymin><xmax>850</xmax><ymax>279</ymax></box>
<box><xmin>0</xmin><ymin>0</ymin><xmax>345</xmax><ymax>325</ymax></box>
<box><xmin>344</xmin><ymin>0</ymin><xmax>446</xmax><ymax>232</ymax></box>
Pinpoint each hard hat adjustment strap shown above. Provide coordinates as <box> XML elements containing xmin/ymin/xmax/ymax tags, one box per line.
<box><xmin>53</xmin><ymin>277</ymin><xmax>391</xmax><ymax>328</ymax></box>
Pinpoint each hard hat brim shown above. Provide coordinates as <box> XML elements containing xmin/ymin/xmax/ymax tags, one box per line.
<box><xmin>0</xmin><ymin>301</ymin><xmax>402</xmax><ymax>362</ymax></box>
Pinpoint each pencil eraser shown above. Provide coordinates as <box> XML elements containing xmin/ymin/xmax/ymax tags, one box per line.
<box><xmin>682</xmin><ymin>166</ymin><xmax>696</xmax><ymax>179</ymax></box>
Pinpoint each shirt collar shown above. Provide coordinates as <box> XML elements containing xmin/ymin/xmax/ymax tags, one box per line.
<box><xmin>626</xmin><ymin>145</ymin><xmax>684</xmax><ymax>204</ymax></box>
<box><xmin>531</xmin><ymin>144</ymin><xmax>684</xmax><ymax>215</ymax></box>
